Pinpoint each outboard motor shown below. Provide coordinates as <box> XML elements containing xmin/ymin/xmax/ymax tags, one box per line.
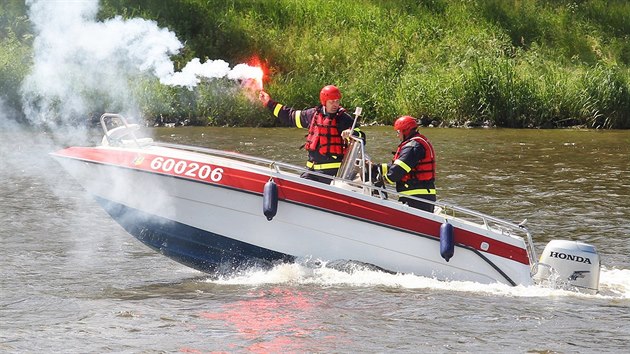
<box><xmin>534</xmin><ymin>240</ymin><xmax>600</xmax><ymax>294</ymax></box>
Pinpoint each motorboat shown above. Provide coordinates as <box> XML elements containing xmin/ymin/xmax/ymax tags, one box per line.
<box><xmin>51</xmin><ymin>113</ymin><xmax>601</xmax><ymax>293</ymax></box>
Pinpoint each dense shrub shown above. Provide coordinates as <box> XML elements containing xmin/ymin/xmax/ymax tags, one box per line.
<box><xmin>1</xmin><ymin>0</ymin><xmax>629</xmax><ymax>128</ymax></box>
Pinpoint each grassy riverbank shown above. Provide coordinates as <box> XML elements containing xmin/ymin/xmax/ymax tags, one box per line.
<box><xmin>2</xmin><ymin>0</ymin><xmax>629</xmax><ymax>128</ymax></box>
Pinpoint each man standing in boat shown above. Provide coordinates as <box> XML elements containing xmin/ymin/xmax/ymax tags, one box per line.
<box><xmin>259</xmin><ymin>85</ymin><xmax>365</xmax><ymax>183</ymax></box>
<box><xmin>371</xmin><ymin>116</ymin><xmax>437</xmax><ymax>212</ymax></box>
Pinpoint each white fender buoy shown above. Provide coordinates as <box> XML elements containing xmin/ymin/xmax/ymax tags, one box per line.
<box><xmin>440</xmin><ymin>221</ymin><xmax>454</xmax><ymax>262</ymax></box>
<box><xmin>263</xmin><ymin>179</ymin><xmax>278</xmax><ymax>221</ymax></box>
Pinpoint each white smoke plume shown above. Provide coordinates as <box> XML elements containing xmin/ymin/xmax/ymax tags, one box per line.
<box><xmin>161</xmin><ymin>59</ymin><xmax>263</xmax><ymax>91</ymax></box>
<box><xmin>21</xmin><ymin>0</ymin><xmax>263</xmax><ymax>126</ymax></box>
<box><xmin>12</xmin><ymin>0</ymin><xmax>265</xmax><ymax>254</ymax></box>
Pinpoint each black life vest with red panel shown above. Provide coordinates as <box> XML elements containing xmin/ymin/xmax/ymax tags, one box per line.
<box><xmin>396</xmin><ymin>134</ymin><xmax>436</xmax><ymax>182</ymax></box>
<box><xmin>304</xmin><ymin>108</ymin><xmax>346</xmax><ymax>156</ymax></box>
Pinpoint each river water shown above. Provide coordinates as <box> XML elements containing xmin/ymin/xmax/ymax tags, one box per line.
<box><xmin>1</xmin><ymin>123</ymin><xmax>629</xmax><ymax>353</ymax></box>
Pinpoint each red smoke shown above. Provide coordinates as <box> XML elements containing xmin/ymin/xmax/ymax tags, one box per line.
<box><xmin>247</xmin><ymin>56</ymin><xmax>268</xmax><ymax>91</ymax></box>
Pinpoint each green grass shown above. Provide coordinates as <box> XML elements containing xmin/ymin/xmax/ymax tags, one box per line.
<box><xmin>2</xmin><ymin>0</ymin><xmax>629</xmax><ymax>128</ymax></box>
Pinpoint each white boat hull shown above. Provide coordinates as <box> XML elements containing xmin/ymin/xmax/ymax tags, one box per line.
<box><xmin>52</xmin><ymin>143</ymin><xmax>533</xmax><ymax>286</ymax></box>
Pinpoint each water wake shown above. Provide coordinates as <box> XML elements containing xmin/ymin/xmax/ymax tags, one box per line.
<box><xmin>209</xmin><ymin>262</ymin><xmax>630</xmax><ymax>300</ymax></box>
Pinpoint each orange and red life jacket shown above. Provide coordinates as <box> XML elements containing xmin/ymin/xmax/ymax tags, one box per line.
<box><xmin>304</xmin><ymin>108</ymin><xmax>346</xmax><ymax>156</ymax></box>
<box><xmin>396</xmin><ymin>134</ymin><xmax>436</xmax><ymax>182</ymax></box>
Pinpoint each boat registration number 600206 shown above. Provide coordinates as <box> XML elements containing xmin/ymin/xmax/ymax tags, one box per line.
<box><xmin>149</xmin><ymin>156</ymin><xmax>223</xmax><ymax>182</ymax></box>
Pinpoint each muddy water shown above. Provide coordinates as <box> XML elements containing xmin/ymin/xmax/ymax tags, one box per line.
<box><xmin>2</xmin><ymin>126</ymin><xmax>628</xmax><ymax>353</ymax></box>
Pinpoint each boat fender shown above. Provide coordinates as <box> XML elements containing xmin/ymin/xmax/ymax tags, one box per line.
<box><xmin>263</xmin><ymin>179</ymin><xmax>278</xmax><ymax>221</ymax></box>
<box><xmin>440</xmin><ymin>221</ymin><xmax>454</xmax><ymax>262</ymax></box>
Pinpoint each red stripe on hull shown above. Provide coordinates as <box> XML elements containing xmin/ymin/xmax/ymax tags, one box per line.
<box><xmin>52</xmin><ymin>146</ymin><xmax>530</xmax><ymax>265</ymax></box>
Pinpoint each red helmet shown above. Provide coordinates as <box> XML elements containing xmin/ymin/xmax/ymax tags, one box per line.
<box><xmin>320</xmin><ymin>85</ymin><xmax>342</xmax><ymax>105</ymax></box>
<box><xmin>394</xmin><ymin>115</ymin><xmax>418</xmax><ymax>136</ymax></box>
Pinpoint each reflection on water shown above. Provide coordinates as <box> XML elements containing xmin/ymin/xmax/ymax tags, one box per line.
<box><xmin>198</xmin><ymin>288</ymin><xmax>332</xmax><ymax>353</ymax></box>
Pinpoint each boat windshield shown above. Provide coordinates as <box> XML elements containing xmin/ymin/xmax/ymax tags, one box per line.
<box><xmin>336</xmin><ymin>136</ymin><xmax>370</xmax><ymax>183</ymax></box>
<box><xmin>100</xmin><ymin>113</ymin><xmax>153</xmax><ymax>147</ymax></box>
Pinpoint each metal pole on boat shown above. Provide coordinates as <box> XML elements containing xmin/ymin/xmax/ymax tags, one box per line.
<box><xmin>350</xmin><ymin>106</ymin><xmax>362</xmax><ymax>133</ymax></box>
